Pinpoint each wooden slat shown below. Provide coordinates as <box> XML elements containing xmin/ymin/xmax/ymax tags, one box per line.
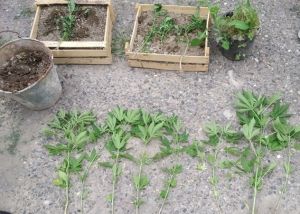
<box><xmin>103</xmin><ymin>6</ymin><xmax>110</xmax><ymax>50</ymax></box>
<box><xmin>204</xmin><ymin>11</ymin><xmax>210</xmax><ymax>56</ymax></box>
<box><xmin>43</xmin><ymin>41</ymin><xmax>105</xmax><ymax>48</ymax></box>
<box><xmin>30</xmin><ymin>6</ymin><xmax>41</xmax><ymax>39</ymax></box>
<box><xmin>139</xmin><ymin>4</ymin><xmax>208</xmax><ymax>17</ymax></box>
<box><xmin>53</xmin><ymin>56</ymin><xmax>112</xmax><ymax>64</ymax></box>
<box><xmin>35</xmin><ymin>0</ymin><xmax>110</xmax><ymax>5</ymax></box>
<box><xmin>51</xmin><ymin>49</ymin><xmax>109</xmax><ymax>57</ymax></box>
<box><xmin>126</xmin><ymin>52</ymin><xmax>209</xmax><ymax>64</ymax></box>
<box><xmin>129</xmin><ymin>4</ymin><xmax>141</xmax><ymax>52</ymax></box>
<box><xmin>128</xmin><ymin>60</ymin><xmax>208</xmax><ymax>72</ymax></box>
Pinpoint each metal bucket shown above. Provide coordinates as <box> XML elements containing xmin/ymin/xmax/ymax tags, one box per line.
<box><xmin>0</xmin><ymin>38</ymin><xmax>62</xmax><ymax>110</ymax></box>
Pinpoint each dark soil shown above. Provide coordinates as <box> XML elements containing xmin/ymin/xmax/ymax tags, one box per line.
<box><xmin>0</xmin><ymin>50</ymin><xmax>50</xmax><ymax>92</ymax></box>
<box><xmin>37</xmin><ymin>5</ymin><xmax>107</xmax><ymax>41</ymax></box>
<box><xmin>134</xmin><ymin>11</ymin><xmax>206</xmax><ymax>56</ymax></box>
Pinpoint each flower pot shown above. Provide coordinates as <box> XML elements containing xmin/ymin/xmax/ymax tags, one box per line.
<box><xmin>0</xmin><ymin>38</ymin><xmax>62</xmax><ymax>110</ymax></box>
<box><xmin>217</xmin><ymin>12</ymin><xmax>255</xmax><ymax>61</ymax></box>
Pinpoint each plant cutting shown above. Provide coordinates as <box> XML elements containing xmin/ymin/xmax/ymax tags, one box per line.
<box><xmin>188</xmin><ymin>91</ymin><xmax>300</xmax><ymax>214</ymax></box>
<box><xmin>44</xmin><ymin>111</ymin><xmax>102</xmax><ymax>214</ymax></box>
<box><xmin>206</xmin><ymin>0</ymin><xmax>260</xmax><ymax>60</ymax></box>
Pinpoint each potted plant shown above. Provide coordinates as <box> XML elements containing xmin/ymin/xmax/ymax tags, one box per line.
<box><xmin>208</xmin><ymin>0</ymin><xmax>260</xmax><ymax>60</ymax></box>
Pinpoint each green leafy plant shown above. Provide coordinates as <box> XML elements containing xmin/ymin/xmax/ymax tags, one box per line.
<box><xmin>132</xmin><ymin>153</ymin><xmax>151</xmax><ymax>213</ymax></box>
<box><xmin>203</xmin><ymin>0</ymin><xmax>260</xmax><ymax>50</ymax></box>
<box><xmin>141</xmin><ymin>4</ymin><xmax>207</xmax><ymax>51</ymax></box>
<box><xmin>193</xmin><ymin>91</ymin><xmax>300</xmax><ymax>214</ymax></box>
<box><xmin>61</xmin><ymin>0</ymin><xmax>77</xmax><ymax>40</ymax></box>
<box><xmin>44</xmin><ymin>111</ymin><xmax>101</xmax><ymax>214</ymax></box>
<box><xmin>158</xmin><ymin>164</ymin><xmax>183</xmax><ymax>214</ymax></box>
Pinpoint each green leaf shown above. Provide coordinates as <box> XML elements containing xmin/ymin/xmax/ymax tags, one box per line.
<box><xmin>270</xmin><ymin>102</ymin><xmax>290</xmax><ymax>121</ymax></box>
<box><xmin>168</xmin><ymin>177</ymin><xmax>177</xmax><ymax>188</ymax></box>
<box><xmin>125</xmin><ymin>109</ymin><xmax>141</xmax><ymax>124</ymax></box>
<box><xmin>206</xmin><ymin>154</ymin><xmax>216</xmax><ymax>165</ymax></box>
<box><xmin>45</xmin><ymin>144</ymin><xmax>69</xmax><ymax>155</ymax></box>
<box><xmin>112</xmin><ymin>164</ymin><xmax>122</xmax><ymax>181</ymax></box>
<box><xmin>229</xmin><ymin>20</ymin><xmax>250</xmax><ymax>30</ymax></box>
<box><xmin>239</xmin><ymin>148</ymin><xmax>256</xmax><ymax>173</ymax></box>
<box><xmin>99</xmin><ymin>161</ymin><xmax>114</xmax><ymax>168</ymax></box>
<box><xmin>242</xmin><ymin>118</ymin><xmax>259</xmax><ymax>140</ymax></box>
<box><xmin>111</xmin><ymin>106</ymin><xmax>125</xmax><ymax>122</ymax></box>
<box><xmin>224</xmin><ymin>147</ymin><xmax>240</xmax><ymax>157</ymax></box>
<box><xmin>160</xmin><ymin>189</ymin><xmax>168</xmax><ymax>199</ymax></box>
<box><xmin>220</xmin><ymin>160</ymin><xmax>234</xmax><ymax>169</ymax></box>
<box><xmin>284</xmin><ymin>162</ymin><xmax>292</xmax><ymax>175</ymax></box>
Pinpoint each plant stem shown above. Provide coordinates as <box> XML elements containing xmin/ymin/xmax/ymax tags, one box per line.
<box><xmin>111</xmin><ymin>152</ymin><xmax>120</xmax><ymax>214</ymax></box>
<box><xmin>135</xmin><ymin>162</ymin><xmax>143</xmax><ymax>214</ymax></box>
<box><xmin>274</xmin><ymin>136</ymin><xmax>292</xmax><ymax>213</ymax></box>
<box><xmin>252</xmin><ymin>163</ymin><xmax>259</xmax><ymax>214</ymax></box>
<box><xmin>64</xmin><ymin>151</ymin><xmax>70</xmax><ymax>214</ymax></box>
<box><xmin>81</xmin><ymin>155</ymin><xmax>98</xmax><ymax>214</ymax></box>
<box><xmin>158</xmin><ymin>173</ymin><xmax>174</xmax><ymax>214</ymax></box>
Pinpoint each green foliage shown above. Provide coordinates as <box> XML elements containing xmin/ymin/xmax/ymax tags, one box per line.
<box><xmin>141</xmin><ymin>4</ymin><xmax>207</xmax><ymax>51</ymax></box>
<box><xmin>44</xmin><ymin>110</ymin><xmax>101</xmax><ymax>214</ymax></box>
<box><xmin>158</xmin><ymin>164</ymin><xmax>183</xmax><ymax>213</ymax></box>
<box><xmin>205</xmin><ymin>0</ymin><xmax>260</xmax><ymax>49</ymax></box>
<box><xmin>61</xmin><ymin>0</ymin><xmax>77</xmax><ymax>40</ymax></box>
<box><xmin>197</xmin><ymin>91</ymin><xmax>299</xmax><ymax>214</ymax></box>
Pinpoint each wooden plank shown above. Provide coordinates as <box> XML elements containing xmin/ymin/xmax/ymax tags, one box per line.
<box><xmin>53</xmin><ymin>56</ymin><xmax>112</xmax><ymax>64</ymax></box>
<box><xmin>35</xmin><ymin>0</ymin><xmax>110</xmax><ymax>5</ymax></box>
<box><xmin>43</xmin><ymin>41</ymin><xmax>105</xmax><ymax>48</ymax></box>
<box><xmin>30</xmin><ymin>6</ymin><xmax>41</xmax><ymax>39</ymax></box>
<box><xmin>126</xmin><ymin>52</ymin><xmax>209</xmax><ymax>64</ymax></box>
<box><xmin>51</xmin><ymin>49</ymin><xmax>109</xmax><ymax>57</ymax></box>
<box><xmin>129</xmin><ymin>4</ymin><xmax>141</xmax><ymax>52</ymax></box>
<box><xmin>128</xmin><ymin>60</ymin><xmax>208</xmax><ymax>72</ymax></box>
<box><xmin>205</xmin><ymin>11</ymin><xmax>210</xmax><ymax>56</ymax></box>
<box><xmin>103</xmin><ymin>6</ymin><xmax>110</xmax><ymax>50</ymax></box>
<box><xmin>139</xmin><ymin>4</ymin><xmax>208</xmax><ymax>17</ymax></box>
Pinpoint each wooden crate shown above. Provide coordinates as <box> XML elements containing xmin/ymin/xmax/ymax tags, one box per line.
<box><xmin>125</xmin><ymin>4</ymin><xmax>210</xmax><ymax>72</ymax></box>
<box><xmin>30</xmin><ymin>0</ymin><xmax>115</xmax><ymax>64</ymax></box>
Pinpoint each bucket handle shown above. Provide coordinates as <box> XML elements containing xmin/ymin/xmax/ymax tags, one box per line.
<box><xmin>0</xmin><ymin>30</ymin><xmax>21</xmax><ymax>38</ymax></box>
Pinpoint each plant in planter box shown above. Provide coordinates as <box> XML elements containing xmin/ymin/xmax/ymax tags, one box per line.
<box><xmin>205</xmin><ymin>0</ymin><xmax>259</xmax><ymax>60</ymax></box>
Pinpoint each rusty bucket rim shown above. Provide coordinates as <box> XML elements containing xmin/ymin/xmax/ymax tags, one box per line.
<box><xmin>0</xmin><ymin>38</ymin><xmax>54</xmax><ymax>94</ymax></box>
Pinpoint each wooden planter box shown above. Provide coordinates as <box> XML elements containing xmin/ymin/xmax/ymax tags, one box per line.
<box><xmin>125</xmin><ymin>4</ymin><xmax>210</xmax><ymax>72</ymax></box>
<box><xmin>30</xmin><ymin>0</ymin><xmax>115</xmax><ymax>65</ymax></box>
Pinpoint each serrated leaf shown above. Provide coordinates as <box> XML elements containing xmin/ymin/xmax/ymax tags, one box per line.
<box><xmin>168</xmin><ymin>177</ymin><xmax>177</xmax><ymax>188</ymax></box>
<box><xmin>230</xmin><ymin>20</ymin><xmax>250</xmax><ymax>30</ymax></box>
<box><xmin>99</xmin><ymin>161</ymin><xmax>114</xmax><ymax>168</ymax></box>
<box><xmin>160</xmin><ymin>189</ymin><xmax>168</xmax><ymax>199</ymax></box>
<box><xmin>220</xmin><ymin>160</ymin><xmax>234</xmax><ymax>169</ymax></box>
<box><xmin>242</xmin><ymin>118</ymin><xmax>259</xmax><ymax>140</ymax></box>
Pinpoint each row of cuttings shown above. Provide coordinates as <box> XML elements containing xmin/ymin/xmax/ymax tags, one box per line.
<box><xmin>30</xmin><ymin>0</ymin><xmax>260</xmax><ymax>72</ymax></box>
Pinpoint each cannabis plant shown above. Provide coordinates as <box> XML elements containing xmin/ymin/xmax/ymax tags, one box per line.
<box><xmin>194</xmin><ymin>91</ymin><xmax>300</xmax><ymax>214</ymax></box>
<box><xmin>203</xmin><ymin>0</ymin><xmax>259</xmax><ymax>50</ymax></box>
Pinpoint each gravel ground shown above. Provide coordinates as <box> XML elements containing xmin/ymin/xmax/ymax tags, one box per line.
<box><xmin>0</xmin><ymin>0</ymin><xmax>300</xmax><ymax>214</ymax></box>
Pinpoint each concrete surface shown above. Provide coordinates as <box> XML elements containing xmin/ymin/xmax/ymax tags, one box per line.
<box><xmin>0</xmin><ymin>0</ymin><xmax>300</xmax><ymax>213</ymax></box>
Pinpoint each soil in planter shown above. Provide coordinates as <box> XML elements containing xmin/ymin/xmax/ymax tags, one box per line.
<box><xmin>0</xmin><ymin>50</ymin><xmax>50</xmax><ymax>92</ymax></box>
<box><xmin>133</xmin><ymin>11</ymin><xmax>205</xmax><ymax>56</ymax></box>
<box><xmin>37</xmin><ymin>5</ymin><xmax>107</xmax><ymax>41</ymax></box>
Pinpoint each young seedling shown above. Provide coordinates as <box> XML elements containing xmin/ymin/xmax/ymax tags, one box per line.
<box><xmin>132</xmin><ymin>153</ymin><xmax>151</xmax><ymax>214</ymax></box>
<box><xmin>158</xmin><ymin>164</ymin><xmax>183</xmax><ymax>214</ymax></box>
<box><xmin>61</xmin><ymin>0</ymin><xmax>77</xmax><ymax>40</ymax></box>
